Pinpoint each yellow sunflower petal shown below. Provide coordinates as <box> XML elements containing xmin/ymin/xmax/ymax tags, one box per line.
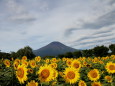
<box><xmin>16</xmin><ymin>64</ymin><xmax>28</xmax><ymax>84</ymax></box>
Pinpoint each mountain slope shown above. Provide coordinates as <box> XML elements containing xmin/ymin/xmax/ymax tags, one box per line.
<box><xmin>33</xmin><ymin>41</ymin><xmax>77</xmax><ymax>57</ymax></box>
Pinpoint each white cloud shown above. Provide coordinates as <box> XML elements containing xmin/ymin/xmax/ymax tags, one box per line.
<box><xmin>0</xmin><ymin>0</ymin><xmax>115</xmax><ymax>52</ymax></box>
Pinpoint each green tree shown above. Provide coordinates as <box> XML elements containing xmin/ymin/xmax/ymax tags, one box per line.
<box><xmin>93</xmin><ymin>45</ymin><xmax>109</xmax><ymax>57</ymax></box>
<box><xmin>73</xmin><ymin>51</ymin><xmax>82</xmax><ymax>58</ymax></box>
<box><xmin>58</xmin><ymin>54</ymin><xmax>65</xmax><ymax>58</ymax></box>
<box><xmin>16</xmin><ymin>46</ymin><xmax>35</xmax><ymax>59</ymax></box>
<box><xmin>0</xmin><ymin>52</ymin><xmax>11</xmax><ymax>59</ymax></box>
<box><xmin>64</xmin><ymin>52</ymin><xmax>73</xmax><ymax>58</ymax></box>
<box><xmin>10</xmin><ymin>52</ymin><xmax>17</xmax><ymax>59</ymax></box>
<box><xmin>82</xmin><ymin>49</ymin><xmax>93</xmax><ymax>57</ymax></box>
<box><xmin>109</xmin><ymin>44</ymin><xmax>115</xmax><ymax>55</ymax></box>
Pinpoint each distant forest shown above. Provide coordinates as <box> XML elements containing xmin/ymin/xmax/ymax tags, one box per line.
<box><xmin>0</xmin><ymin>44</ymin><xmax>115</xmax><ymax>59</ymax></box>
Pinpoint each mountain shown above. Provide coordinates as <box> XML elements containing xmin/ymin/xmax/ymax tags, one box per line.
<box><xmin>33</xmin><ymin>41</ymin><xmax>77</xmax><ymax>57</ymax></box>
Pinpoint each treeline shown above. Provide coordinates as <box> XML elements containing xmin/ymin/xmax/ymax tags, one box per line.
<box><xmin>0</xmin><ymin>44</ymin><xmax>115</xmax><ymax>59</ymax></box>
<box><xmin>58</xmin><ymin>44</ymin><xmax>115</xmax><ymax>58</ymax></box>
<box><xmin>0</xmin><ymin>46</ymin><xmax>35</xmax><ymax>59</ymax></box>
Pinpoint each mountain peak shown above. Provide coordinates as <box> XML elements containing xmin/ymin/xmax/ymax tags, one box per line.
<box><xmin>33</xmin><ymin>41</ymin><xmax>77</xmax><ymax>57</ymax></box>
<box><xmin>49</xmin><ymin>41</ymin><xmax>64</xmax><ymax>45</ymax></box>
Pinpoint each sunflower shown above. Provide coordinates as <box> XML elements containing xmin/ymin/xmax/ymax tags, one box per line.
<box><xmin>26</xmin><ymin>80</ymin><xmax>38</xmax><ymax>86</ymax></box>
<box><xmin>28</xmin><ymin>68</ymin><xmax>33</xmax><ymax>74</ymax></box>
<box><xmin>51</xmin><ymin>81</ymin><xmax>57</xmax><ymax>86</ymax></box>
<box><xmin>83</xmin><ymin>61</ymin><xmax>87</xmax><ymax>67</ymax></box>
<box><xmin>45</xmin><ymin>59</ymin><xmax>50</xmax><ymax>63</ymax></box>
<box><xmin>11</xmin><ymin>57</ymin><xmax>14</xmax><ymax>61</ymax></box>
<box><xmin>14</xmin><ymin>59</ymin><xmax>20</xmax><ymax>64</ymax></box>
<box><xmin>87</xmin><ymin>69</ymin><xmax>100</xmax><ymax>81</ymax></box>
<box><xmin>38</xmin><ymin>64</ymin><xmax>54</xmax><ymax>82</ymax></box>
<box><xmin>4</xmin><ymin>59</ymin><xmax>10</xmax><ymax>67</ymax></box>
<box><xmin>59</xmin><ymin>72</ymin><xmax>64</xmax><ymax>77</ymax></box>
<box><xmin>50</xmin><ymin>63</ymin><xmax>57</xmax><ymax>69</ymax></box>
<box><xmin>99</xmin><ymin>61</ymin><xmax>104</xmax><ymax>64</ymax></box>
<box><xmin>66</xmin><ymin>59</ymin><xmax>72</xmax><ymax>67</ymax></box>
<box><xmin>64</xmin><ymin>67</ymin><xmax>80</xmax><ymax>84</ymax></box>
<box><xmin>105</xmin><ymin>62</ymin><xmax>115</xmax><ymax>73</ymax></box>
<box><xmin>52</xmin><ymin>69</ymin><xmax>58</xmax><ymax>80</ymax></box>
<box><xmin>62</xmin><ymin>57</ymin><xmax>67</xmax><ymax>62</ymax></box>
<box><xmin>29</xmin><ymin>60</ymin><xmax>36</xmax><ymax>68</ymax></box>
<box><xmin>78</xmin><ymin>80</ymin><xmax>87</xmax><ymax>86</ymax></box>
<box><xmin>104</xmin><ymin>75</ymin><xmax>112</xmax><ymax>82</ymax></box>
<box><xmin>91</xmin><ymin>82</ymin><xmax>102</xmax><ymax>86</ymax></box>
<box><xmin>22</xmin><ymin>56</ymin><xmax>27</xmax><ymax>61</ymax></box>
<box><xmin>35</xmin><ymin>56</ymin><xmax>41</xmax><ymax>62</ymax></box>
<box><xmin>22</xmin><ymin>60</ymin><xmax>28</xmax><ymax>67</ymax></box>
<box><xmin>16</xmin><ymin>64</ymin><xmax>28</xmax><ymax>84</ymax></box>
<box><xmin>51</xmin><ymin>58</ymin><xmax>57</xmax><ymax>63</ymax></box>
<box><xmin>71</xmin><ymin>59</ymin><xmax>81</xmax><ymax>70</ymax></box>
<box><xmin>13</xmin><ymin>61</ymin><xmax>19</xmax><ymax>70</ymax></box>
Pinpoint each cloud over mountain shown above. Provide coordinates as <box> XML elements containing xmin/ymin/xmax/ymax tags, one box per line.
<box><xmin>0</xmin><ymin>0</ymin><xmax>115</xmax><ymax>52</ymax></box>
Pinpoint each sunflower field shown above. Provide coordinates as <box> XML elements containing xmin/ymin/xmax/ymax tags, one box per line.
<box><xmin>0</xmin><ymin>55</ymin><xmax>115</xmax><ymax>86</ymax></box>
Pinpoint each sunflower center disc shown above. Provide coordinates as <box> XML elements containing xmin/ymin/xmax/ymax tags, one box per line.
<box><xmin>67</xmin><ymin>71</ymin><xmax>75</xmax><ymax>79</ymax></box>
<box><xmin>92</xmin><ymin>72</ymin><xmax>98</xmax><ymax>78</ymax></box>
<box><xmin>29</xmin><ymin>82</ymin><xmax>36</xmax><ymax>86</ymax></box>
<box><xmin>41</xmin><ymin>69</ymin><xmax>50</xmax><ymax>79</ymax></box>
<box><xmin>109</xmin><ymin>65</ymin><xmax>115</xmax><ymax>70</ymax></box>
<box><xmin>17</xmin><ymin>68</ymin><xmax>24</xmax><ymax>78</ymax></box>
<box><xmin>74</xmin><ymin>63</ymin><xmax>79</xmax><ymax>69</ymax></box>
<box><xmin>81</xmin><ymin>82</ymin><xmax>85</xmax><ymax>86</ymax></box>
<box><xmin>32</xmin><ymin>62</ymin><xmax>35</xmax><ymax>66</ymax></box>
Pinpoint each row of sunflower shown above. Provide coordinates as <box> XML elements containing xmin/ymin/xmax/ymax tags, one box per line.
<box><xmin>0</xmin><ymin>55</ymin><xmax>115</xmax><ymax>86</ymax></box>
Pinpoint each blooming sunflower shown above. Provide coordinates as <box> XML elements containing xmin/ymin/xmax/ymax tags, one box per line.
<box><xmin>51</xmin><ymin>58</ymin><xmax>57</xmax><ymax>63</ymax></box>
<box><xmin>51</xmin><ymin>81</ymin><xmax>57</xmax><ymax>86</ymax></box>
<box><xmin>50</xmin><ymin>63</ymin><xmax>57</xmax><ymax>69</ymax></box>
<box><xmin>52</xmin><ymin>69</ymin><xmax>58</xmax><ymax>80</ymax></box>
<box><xmin>62</xmin><ymin>57</ymin><xmax>67</xmax><ymax>61</ymax></box>
<box><xmin>26</xmin><ymin>80</ymin><xmax>38</xmax><ymax>86</ymax></box>
<box><xmin>38</xmin><ymin>64</ymin><xmax>54</xmax><ymax>82</ymax></box>
<box><xmin>35</xmin><ymin>56</ymin><xmax>41</xmax><ymax>62</ymax></box>
<box><xmin>91</xmin><ymin>82</ymin><xmax>102</xmax><ymax>86</ymax></box>
<box><xmin>78</xmin><ymin>80</ymin><xmax>87</xmax><ymax>86</ymax></box>
<box><xmin>59</xmin><ymin>72</ymin><xmax>64</xmax><ymax>77</ymax></box>
<box><xmin>4</xmin><ymin>59</ymin><xmax>10</xmax><ymax>67</ymax></box>
<box><xmin>29</xmin><ymin>60</ymin><xmax>36</xmax><ymax>68</ymax></box>
<box><xmin>13</xmin><ymin>61</ymin><xmax>19</xmax><ymax>70</ymax></box>
<box><xmin>22</xmin><ymin>56</ymin><xmax>27</xmax><ymax>61</ymax></box>
<box><xmin>45</xmin><ymin>59</ymin><xmax>50</xmax><ymax>63</ymax></box>
<box><xmin>71</xmin><ymin>59</ymin><xmax>81</xmax><ymax>70</ymax></box>
<box><xmin>21</xmin><ymin>60</ymin><xmax>28</xmax><ymax>67</ymax></box>
<box><xmin>88</xmin><ymin>69</ymin><xmax>100</xmax><ymax>81</ymax></box>
<box><xmin>14</xmin><ymin>59</ymin><xmax>20</xmax><ymax>64</ymax></box>
<box><xmin>28</xmin><ymin>68</ymin><xmax>33</xmax><ymax>74</ymax></box>
<box><xmin>104</xmin><ymin>75</ymin><xmax>112</xmax><ymax>82</ymax></box>
<box><xmin>83</xmin><ymin>61</ymin><xmax>87</xmax><ymax>67</ymax></box>
<box><xmin>64</xmin><ymin>67</ymin><xmax>80</xmax><ymax>84</ymax></box>
<box><xmin>16</xmin><ymin>64</ymin><xmax>28</xmax><ymax>84</ymax></box>
<box><xmin>105</xmin><ymin>62</ymin><xmax>115</xmax><ymax>73</ymax></box>
<box><xmin>66</xmin><ymin>59</ymin><xmax>72</xmax><ymax>67</ymax></box>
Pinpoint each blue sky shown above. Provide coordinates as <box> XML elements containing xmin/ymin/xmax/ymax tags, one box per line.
<box><xmin>0</xmin><ymin>0</ymin><xmax>115</xmax><ymax>52</ymax></box>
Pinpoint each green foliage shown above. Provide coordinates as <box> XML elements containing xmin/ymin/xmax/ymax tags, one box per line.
<box><xmin>82</xmin><ymin>49</ymin><xmax>93</xmax><ymax>57</ymax></box>
<box><xmin>58</xmin><ymin>54</ymin><xmax>65</xmax><ymax>58</ymax></box>
<box><xmin>109</xmin><ymin>44</ymin><xmax>115</xmax><ymax>55</ymax></box>
<box><xmin>0</xmin><ymin>51</ymin><xmax>11</xmax><ymax>59</ymax></box>
<box><xmin>64</xmin><ymin>52</ymin><xmax>73</xmax><ymax>58</ymax></box>
<box><xmin>93</xmin><ymin>45</ymin><xmax>109</xmax><ymax>57</ymax></box>
<box><xmin>43</xmin><ymin>56</ymin><xmax>55</xmax><ymax>59</ymax></box>
<box><xmin>73</xmin><ymin>51</ymin><xmax>82</xmax><ymax>58</ymax></box>
<box><xmin>11</xmin><ymin>46</ymin><xmax>35</xmax><ymax>59</ymax></box>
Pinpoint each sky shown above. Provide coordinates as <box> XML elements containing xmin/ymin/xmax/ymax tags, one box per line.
<box><xmin>0</xmin><ymin>0</ymin><xmax>115</xmax><ymax>52</ymax></box>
